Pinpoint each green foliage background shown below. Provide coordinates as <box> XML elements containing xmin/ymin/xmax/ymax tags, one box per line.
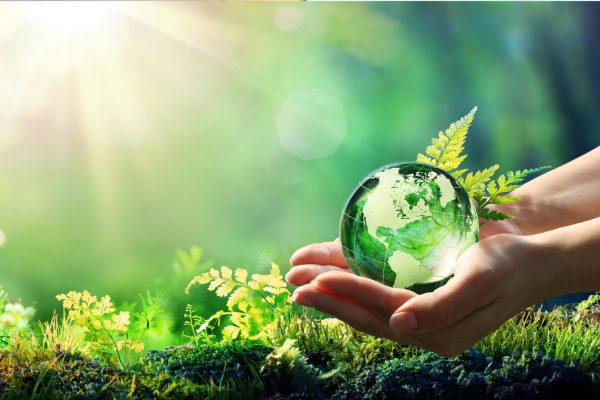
<box><xmin>0</xmin><ymin>3</ymin><xmax>599</xmax><ymax>320</ymax></box>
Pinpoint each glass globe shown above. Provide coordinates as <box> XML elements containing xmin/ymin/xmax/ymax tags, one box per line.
<box><xmin>339</xmin><ymin>162</ymin><xmax>479</xmax><ymax>293</ymax></box>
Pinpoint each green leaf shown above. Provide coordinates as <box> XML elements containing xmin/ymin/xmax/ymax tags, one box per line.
<box><xmin>458</xmin><ymin>164</ymin><xmax>500</xmax><ymax>196</ymax></box>
<box><xmin>488</xmin><ymin>166</ymin><xmax>550</xmax><ymax>199</ymax></box>
<box><xmin>226</xmin><ymin>287</ymin><xmax>249</xmax><ymax>310</ymax></box>
<box><xmin>416</xmin><ymin>107</ymin><xmax>477</xmax><ymax>172</ymax></box>
<box><xmin>450</xmin><ymin>168</ymin><xmax>468</xmax><ymax>180</ymax></box>
<box><xmin>478</xmin><ymin>208</ymin><xmax>514</xmax><ymax>221</ymax></box>
<box><xmin>269</xmin><ymin>263</ymin><xmax>281</xmax><ymax>277</ymax></box>
<box><xmin>215</xmin><ymin>280</ymin><xmax>237</xmax><ymax>297</ymax></box>
<box><xmin>493</xmin><ymin>195</ymin><xmax>520</xmax><ymax>204</ymax></box>
<box><xmin>220</xmin><ymin>266</ymin><xmax>232</xmax><ymax>279</ymax></box>
<box><xmin>234</xmin><ymin>268</ymin><xmax>248</xmax><ymax>283</ymax></box>
<box><xmin>479</xmin><ymin>166</ymin><xmax>550</xmax><ymax>218</ymax></box>
<box><xmin>184</xmin><ymin>273</ymin><xmax>211</xmax><ymax>294</ymax></box>
<box><xmin>208</xmin><ymin>278</ymin><xmax>224</xmax><ymax>292</ymax></box>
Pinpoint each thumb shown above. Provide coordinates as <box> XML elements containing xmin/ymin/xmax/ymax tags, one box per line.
<box><xmin>389</xmin><ymin>273</ymin><xmax>492</xmax><ymax>334</ymax></box>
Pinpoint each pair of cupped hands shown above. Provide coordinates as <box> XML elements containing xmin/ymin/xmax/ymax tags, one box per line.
<box><xmin>286</xmin><ymin>217</ymin><xmax>555</xmax><ymax>357</ymax></box>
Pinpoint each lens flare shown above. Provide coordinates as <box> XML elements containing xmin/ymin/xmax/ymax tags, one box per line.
<box><xmin>27</xmin><ymin>1</ymin><xmax>112</xmax><ymax>38</ymax></box>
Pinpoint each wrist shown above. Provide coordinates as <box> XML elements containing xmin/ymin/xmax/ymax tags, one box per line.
<box><xmin>481</xmin><ymin>190</ymin><xmax>537</xmax><ymax>236</ymax></box>
<box><xmin>525</xmin><ymin>232</ymin><xmax>568</xmax><ymax>301</ymax></box>
<box><xmin>503</xmin><ymin>190</ymin><xmax>542</xmax><ymax>236</ymax></box>
<box><xmin>527</xmin><ymin>219</ymin><xmax>600</xmax><ymax>298</ymax></box>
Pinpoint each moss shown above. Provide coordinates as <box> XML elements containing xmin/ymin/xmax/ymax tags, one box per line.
<box><xmin>1</xmin><ymin>288</ymin><xmax>599</xmax><ymax>399</ymax></box>
<box><xmin>140</xmin><ymin>342</ymin><xmax>269</xmax><ymax>384</ymax></box>
<box><xmin>260</xmin><ymin>339</ymin><xmax>322</xmax><ymax>396</ymax></box>
<box><xmin>332</xmin><ymin>350</ymin><xmax>600</xmax><ymax>400</ymax></box>
<box><xmin>0</xmin><ymin>352</ymin><xmax>125</xmax><ymax>399</ymax></box>
<box><xmin>0</xmin><ymin>342</ymin><xmax>270</xmax><ymax>399</ymax></box>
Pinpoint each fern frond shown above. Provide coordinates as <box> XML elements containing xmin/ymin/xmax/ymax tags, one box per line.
<box><xmin>416</xmin><ymin>153</ymin><xmax>435</xmax><ymax>165</ymax></box>
<box><xmin>458</xmin><ymin>164</ymin><xmax>499</xmax><ymax>196</ymax></box>
<box><xmin>487</xmin><ymin>167</ymin><xmax>550</xmax><ymax>199</ymax></box>
<box><xmin>450</xmin><ymin>168</ymin><xmax>468</xmax><ymax>180</ymax></box>
<box><xmin>417</xmin><ymin>107</ymin><xmax>477</xmax><ymax>172</ymax></box>
<box><xmin>492</xmin><ymin>195</ymin><xmax>520</xmax><ymax>204</ymax></box>
<box><xmin>415</xmin><ymin>108</ymin><xmax>550</xmax><ymax>222</ymax></box>
<box><xmin>478</xmin><ymin>208</ymin><xmax>514</xmax><ymax>221</ymax></box>
<box><xmin>186</xmin><ymin>263</ymin><xmax>292</xmax><ymax>346</ymax></box>
<box><xmin>474</xmin><ymin>166</ymin><xmax>550</xmax><ymax>219</ymax></box>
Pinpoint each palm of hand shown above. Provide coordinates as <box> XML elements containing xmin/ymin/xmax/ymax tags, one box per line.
<box><xmin>286</xmin><ymin>219</ymin><xmax>539</xmax><ymax>356</ymax></box>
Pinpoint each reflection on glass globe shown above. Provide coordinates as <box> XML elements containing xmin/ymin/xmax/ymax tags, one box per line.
<box><xmin>340</xmin><ymin>162</ymin><xmax>479</xmax><ymax>293</ymax></box>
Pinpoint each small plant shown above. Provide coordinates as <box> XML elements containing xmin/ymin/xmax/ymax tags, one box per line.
<box><xmin>34</xmin><ymin>311</ymin><xmax>87</xmax><ymax>356</ymax></box>
<box><xmin>164</xmin><ymin>246</ymin><xmax>214</xmax><ymax>333</ymax></box>
<box><xmin>475</xmin><ymin>304</ymin><xmax>600</xmax><ymax>371</ymax></box>
<box><xmin>186</xmin><ymin>263</ymin><xmax>291</xmax><ymax>345</ymax></box>
<box><xmin>417</xmin><ymin>107</ymin><xmax>549</xmax><ymax>221</ymax></box>
<box><xmin>572</xmin><ymin>292</ymin><xmax>600</xmax><ymax>322</ymax></box>
<box><xmin>56</xmin><ymin>290</ymin><xmax>144</xmax><ymax>368</ymax></box>
<box><xmin>183</xmin><ymin>303</ymin><xmax>223</xmax><ymax>345</ymax></box>
<box><xmin>0</xmin><ymin>286</ymin><xmax>35</xmax><ymax>349</ymax></box>
<box><xmin>123</xmin><ymin>291</ymin><xmax>179</xmax><ymax>351</ymax></box>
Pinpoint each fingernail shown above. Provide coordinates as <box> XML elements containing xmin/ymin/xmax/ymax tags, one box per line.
<box><xmin>390</xmin><ymin>311</ymin><xmax>418</xmax><ymax>333</ymax></box>
<box><xmin>291</xmin><ymin>291</ymin><xmax>315</xmax><ymax>308</ymax></box>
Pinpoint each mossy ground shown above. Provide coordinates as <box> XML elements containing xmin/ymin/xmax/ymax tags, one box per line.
<box><xmin>1</xmin><ymin>258</ymin><xmax>598</xmax><ymax>399</ymax></box>
<box><xmin>1</xmin><ymin>304</ymin><xmax>599</xmax><ymax>400</ymax></box>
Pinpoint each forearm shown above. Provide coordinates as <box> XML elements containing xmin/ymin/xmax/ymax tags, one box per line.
<box><xmin>534</xmin><ymin>216</ymin><xmax>600</xmax><ymax>297</ymax></box>
<box><xmin>498</xmin><ymin>146</ymin><xmax>600</xmax><ymax>235</ymax></box>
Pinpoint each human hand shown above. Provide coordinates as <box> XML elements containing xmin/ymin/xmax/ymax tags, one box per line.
<box><xmin>286</xmin><ymin>233</ymin><xmax>555</xmax><ymax>357</ymax></box>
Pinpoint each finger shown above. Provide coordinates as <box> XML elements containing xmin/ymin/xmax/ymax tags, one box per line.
<box><xmin>291</xmin><ymin>283</ymin><xmax>423</xmax><ymax>347</ymax></box>
<box><xmin>312</xmin><ymin>271</ymin><xmax>417</xmax><ymax>316</ymax></box>
<box><xmin>290</xmin><ymin>241</ymin><xmax>349</xmax><ymax>268</ymax></box>
<box><xmin>389</xmin><ymin>270</ymin><xmax>496</xmax><ymax>334</ymax></box>
<box><xmin>285</xmin><ymin>264</ymin><xmax>351</xmax><ymax>286</ymax></box>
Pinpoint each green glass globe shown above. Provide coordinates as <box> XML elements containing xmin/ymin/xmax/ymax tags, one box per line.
<box><xmin>340</xmin><ymin>162</ymin><xmax>479</xmax><ymax>293</ymax></box>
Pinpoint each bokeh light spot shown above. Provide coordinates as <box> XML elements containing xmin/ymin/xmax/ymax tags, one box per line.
<box><xmin>276</xmin><ymin>89</ymin><xmax>347</xmax><ymax>160</ymax></box>
<box><xmin>0</xmin><ymin>229</ymin><xmax>6</xmax><ymax>247</ymax></box>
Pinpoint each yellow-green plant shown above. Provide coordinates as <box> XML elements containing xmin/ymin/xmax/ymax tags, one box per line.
<box><xmin>0</xmin><ymin>286</ymin><xmax>35</xmax><ymax>349</ymax></box>
<box><xmin>56</xmin><ymin>290</ymin><xmax>144</xmax><ymax>368</ymax></box>
<box><xmin>186</xmin><ymin>263</ymin><xmax>291</xmax><ymax>345</ymax></box>
<box><xmin>183</xmin><ymin>303</ymin><xmax>223</xmax><ymax>345</ymax></box>
<box><xmin>417</xmin><ymin>107</ymin><xmax>549</xmax><ymax>220</ymax></box>
<box><xmin>35</xmin><ymin>311</ymin><xmax>87</xmax><ymax>355</ymax></box>
<box><xmin>475</xmin><ymin>302</ymin><xmax>600</xmax><ymax>370</ymax></box>
<box><xmin>572</xmin><ymin>292</ymin><xmax>600</xmax><ymax>323</ymax></box>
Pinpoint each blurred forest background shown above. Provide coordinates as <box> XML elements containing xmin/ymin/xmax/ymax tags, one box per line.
<box><xmin>0</xmin><ymin>2</ymin><xmax>599</xmax><ymax>320</ymax></box>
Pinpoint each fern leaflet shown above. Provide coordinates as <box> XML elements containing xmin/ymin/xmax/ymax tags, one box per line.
<box><xmin>416</xmin><ymin>106</ymin><xmax>476</xmax><ymax>172</ymax></box>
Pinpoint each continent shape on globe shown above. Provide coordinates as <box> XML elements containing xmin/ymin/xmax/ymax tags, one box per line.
<box><xmin>340</xmin><ymin>162</ymin><xmax>479</xmax><ymax>293</ymax></box>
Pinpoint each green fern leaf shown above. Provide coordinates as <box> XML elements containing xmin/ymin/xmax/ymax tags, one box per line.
<box><xmin>493</xmin><ymin>195</ymin><xmax>520</xmax><ymax>204</ymax></box>
<box><xmin>216</xmin><ymin>280</ymin><xmax>237</xmax><ymax>297</ymax></box>
<box><xmin>220</xmin><ymin>266</ymin><xmax>232</xmax><ymax>279</ymax></box>
<box><xmin>450</xmin><ymin>168</ymin><xmax>468</xmax><ymax>180</ymax></box>
<box><xmin>478</xmin><ymin>208</ymin><xmax>514</xmax><ymax>221</ymax></box>
<box><xmin>458</xmin><ymin>164</ymin><xmax>499</xmax><ymax>196</ymax></box>
<box><xmin>490</xmin><ymin>167</ymin><xmax>550</xmax><ymax>197</ymax></box>
<box><xmin>416</xmin><ymin>153</ymin><xmax>435</xmax><ymax>165</ymax></box>
<box><xmin>234</xmin><ymin>268</ymin><xmax>248</xmax><ymax>284</ymax></box>
<box><xmin>417</xmin><ymin>107</ymin><xmax>477</xmax><ymax>172</ymax></box>
<box><xmin>227</xmin><ymin>287</ymin><xmax>249</xmax><ymax>310</ymax></box>
<box><xmin>484</xmin><ymin>166</ymin><xmax>550</xmax><ymax>207</ymax></box>
<box><xmin>186</xmin><ymin>263</ymin><xmax>292</xmax><ymax>345</ymax></box>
